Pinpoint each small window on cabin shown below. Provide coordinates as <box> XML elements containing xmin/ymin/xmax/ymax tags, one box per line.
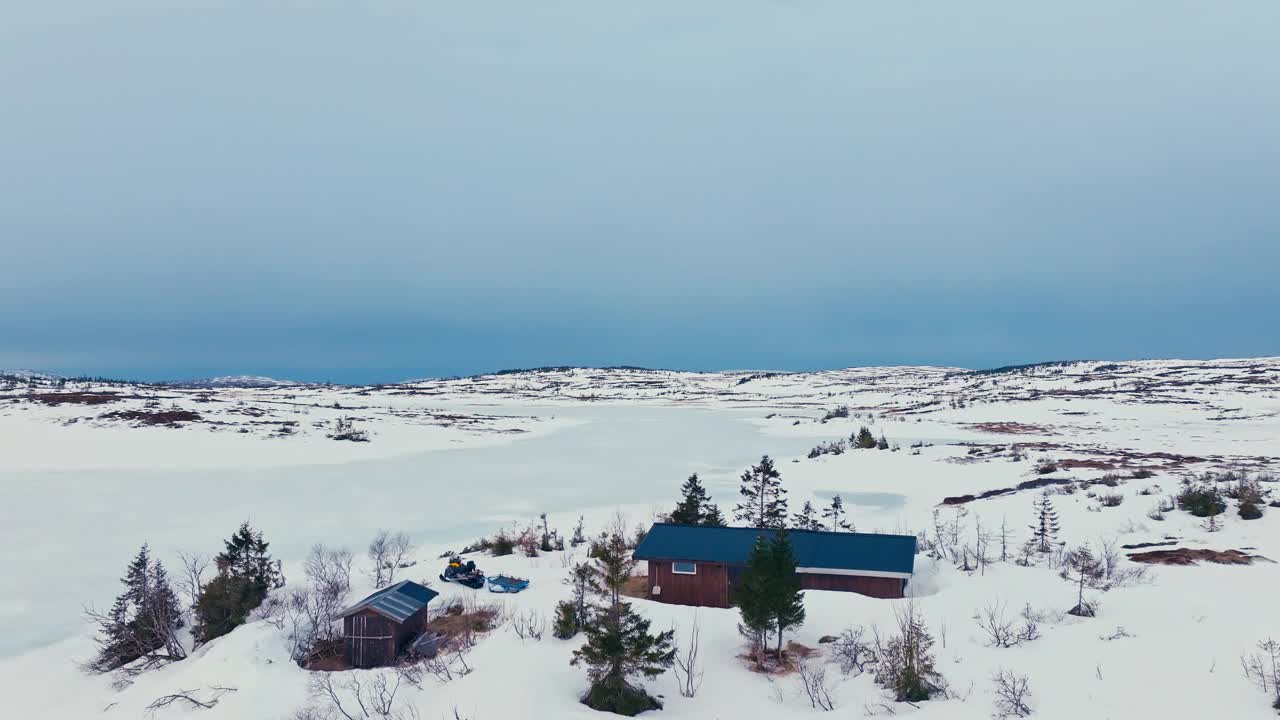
<box><xmin>672</xmin><ymin>561</ymin><xmax>697</xmax><ymax>575</ymax></box>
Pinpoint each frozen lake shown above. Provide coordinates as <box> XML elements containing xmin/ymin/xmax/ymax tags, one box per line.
<box><xmin>0</xmin><ymin>404</ymin><xmax>823</xmax><ymax>657</ymax></box>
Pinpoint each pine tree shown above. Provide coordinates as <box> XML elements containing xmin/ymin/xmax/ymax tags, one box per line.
<box><xmin>571</xmin><ymin>530</ymin><xmax>675</xmax><ymax>715</ymax></box>
<box><xmin>877</xmin><ymin>434</ymin><xmax>890</xmax><ymax>450</ymax></box>
<box><xmin>735</xmin><ymin>532</ymin><xmax>806</xmax><ymax>665</ymax></box>
<box><xmin>1064</xmin><ymin>543</ymin><xmax>1101</xmax><ymax>617</ymax></box>
<box><xmin>1029</xmin><ymin>492</ymin><xmax>1060</xmax><ymax>554</ymax></box>
<box><xmin>196</xmin><ymin>522</ymin><xmax>282</xmax><ymax>643</ymax></box>
<box><xmin>854</xmin><ymin>426</ymin><xmax>878</xmax><ymax>449</ymax></box>
<box><xmin>670</xmin><ymin>474</ymin><xmax>711</xmax><ymax>525</ymax></box>
<box><xmin>767</xmin><ymin>531</ymin><xmax>806</xmax><ymax>657</ymax></box>
<box><xmin>821</xmin><ymin>495</ymin><xmax>853</xmax><ymax>532</ymax></box>
<box><xmin>87</xmin><ymin>544</ymin><xmax>186</xmax><ymax>673</ymax></box>
<box><xmin>792</xmin><ymin>501</ymin><xmax>823</xmax><ymax>531</ymax></box>
<box><xmin>734</xmin><ymin>536</ymin><xmax>775</xmax><ymax>668</ymax></box>
<box><xmin>734</xmin><ymin>455</ymin><xmax>788</xmax><ymax>529</ymax></box>
<box><xmin>701</xmin><ymin>503</ymin><xmax>727</xmax><ymax>527</ymax></box>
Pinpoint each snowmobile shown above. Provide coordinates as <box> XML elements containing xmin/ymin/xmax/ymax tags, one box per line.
<box><xmin>439</xmin><ymin>555</ymin><xmax>485</xmax><ymax>589</ymax></box>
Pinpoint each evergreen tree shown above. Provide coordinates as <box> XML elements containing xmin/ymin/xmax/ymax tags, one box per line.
<box><xmin>854</xmin><ymin>426</ymin><xmax>878</xmax><ymax>449</ymax></box>
<box><xmin>215</xmin><ymin>521</ymin><xmax>283</xmax><ymax>597</ymax></box>
<box><xmin>792</xmin><ymin>501</ymin><xmax>823</xmax><ymax>531</ymax></box>
<box><xmin>196</xmin><ymin>522</ymin><xmax>282</xmax><ymax>643</ymax></box>
<box><xmin>1064</xmin><ymin>544</ymin><xmax>1102</xmax><ymax>617</ymax></box>
<box><xmin>701</xmin><ymin>503</ymin><xmax>727</xmax><ymax>527</ymax></box>
<box><xmin>87</xmin><ymin>544</ymin><xmax>186</xmax><ymax>673</ymax></box>
<box><xmin>734</xmin><ymin>532</ymin><xmax>806</xmax><ymax>665</ymax></box>
<box><xmin>877</xmin><ymin>434</ymin><xmax>890</xmax><ymax>450</ymax></box>
<box><xmin>766</xmin><ymin>531</ymin><xmax>806</xmax><ymax>657</ymax></box>
<box><xmin>734</xmin><ymin>455</ymin><xmax>788</xmax><ymax>529</ymax></box>
<box><xmin>734</xmin><ymin>536</ymin><xmax>775</xmax><ymax>668</ymax></box>
<box><xmin>1029</xmin><ymin>492</ymin><xmax>1060</xmax><ymax>553</ymax></box>
<box><xmin>571</xmin><ymin>530</ymin><xmax>675</xmax><ymax>715</ymax></box>
<box><xmin>670</xmin><ymin>474</ymin><xmax>711</xmax><ymax>525</ymax></box>
<box><xmin>821</xmin><ymin>495</ymin><xmax>854</xmax><ymax>532</ymax></box>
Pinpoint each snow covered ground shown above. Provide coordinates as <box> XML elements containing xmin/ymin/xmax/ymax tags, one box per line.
<box><xmin>1</xmin><ymin>358</ymin><xmax>1278</xmax><ymax>719</ymax></box>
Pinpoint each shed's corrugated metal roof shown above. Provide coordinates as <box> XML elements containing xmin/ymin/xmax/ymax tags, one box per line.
<box><xmin>338</xmin><ymin>580</ymin><xmax>439</xmax><ymax>624</ymax></box>
<box><xmin>632</xmin><ymin>523</ymin><xmax>917</xmax><ymax>575</ymax></box>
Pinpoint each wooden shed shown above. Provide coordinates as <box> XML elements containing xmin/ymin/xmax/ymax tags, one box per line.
<box><xmin>338</xmin><ymin>580</ymin><xmax>439</xmax><ymax>668</ymax></box>
<box><xmin>633</xmin><ymin>524</ymin><xmax>917</xmax><ymax>608</ymax></box>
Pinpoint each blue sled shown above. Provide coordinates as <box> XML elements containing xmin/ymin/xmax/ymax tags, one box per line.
<box><xmin>486</xmin><ymin>575</ymin><xmax>530</xmax><ymax>593</ymax></box>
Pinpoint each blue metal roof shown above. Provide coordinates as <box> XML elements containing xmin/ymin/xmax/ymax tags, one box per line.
<box><xmin>338</xmin><ymin>580</ymin><xmax>439</xmax><ymax>623</ymax></box>
<box><xmin>633</xmin><ymin>523</ymin><xmax>917</xmax><ymax>575</ymax></box>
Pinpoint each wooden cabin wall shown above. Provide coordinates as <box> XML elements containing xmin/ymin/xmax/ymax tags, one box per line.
<box><xmin>648</xmin><ymin>560</ymin><xmax>730</xmax><ymax>608</ymax></box>
<box><xmin>344</xmin><ymin>610</ymin><xmax>397</xmax><ymax>668</ymax></box>
<box><xmin>799</xmin><ymin>573</ymin><xmax>905</xmax><ymax>598</ymax></box>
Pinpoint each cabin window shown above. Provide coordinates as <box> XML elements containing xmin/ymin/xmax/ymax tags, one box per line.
<box><xmin>672</xmin><ymin>561</ymin><xmax>697</xmax><ymax>575</ymax></box>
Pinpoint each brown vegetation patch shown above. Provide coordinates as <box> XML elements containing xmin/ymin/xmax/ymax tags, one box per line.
<box><xmin>1058</xmin><ymin>458</ymin><xmax>1121</xmax><ymax>471</ymax></box>
<box><xmin>942</xmin><ymin>476</ymin><xmax>1076</xmax><ymax>505</ymax></box>
<box><xmin>620</xmin><ymin>575</ymin><xmax>649</xmax><ymax>600</ymax></box>
<box><xmin>31</xmin><ymin>392</ymin><xmax>121</xmax><ymax>406</ymax></box>
<box><xmin>100</xmin><ymin>409</ymin><xmax>203</xmax><ymax>426</ymax></box>
<box><xmin>1127</xmin><ymin>548</ymin><xmax>1265</xmax><ymax>566</ymax></box>
<box><xmin>739</xmin><ymin>641</ymin><xmax>817</xmax><ymax>676</ymax></box>
<box><xmin>969</xmin><ymin>422</ymin><xmax>1055</xmax><ymax>435</ymax></box>
<box><xmin>425</xmin><ymin>603</ymin><xmax>499</xmax><ymax>649</ymax></box>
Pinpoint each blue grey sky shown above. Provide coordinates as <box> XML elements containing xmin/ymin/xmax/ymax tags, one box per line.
<box><xmin>2</xmin><ymin>2</ymin><xmax>1277</xmax><ymax>383</ymax></box>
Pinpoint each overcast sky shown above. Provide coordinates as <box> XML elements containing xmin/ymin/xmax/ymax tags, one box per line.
<box><xmin>2</xmin><ymin>1</ymin><xmax>1277</xmax><ymax>382</ymax></box>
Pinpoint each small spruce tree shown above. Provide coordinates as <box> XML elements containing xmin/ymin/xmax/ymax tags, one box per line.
<box><xmin>854</xmin><ymin>426</ymin><xmax>878</xmax><ymax>449</ymax></box>
<box><xmin>86</xmin><ymin>544</ymin><xmax>186</xmax><ymax>673</ymax></box>
<box><xmin>792</xmin><ymin>500</ymin><xmax>823</xmax><ymax>531</ymax></box>
<box><xmin>1029</xmin><ymin>492</ymin><xmax>1061</xmax><ymax>554</ymax></box>
<box><xmin>821</xmin><ymin>495</ymin><xmax>854</xmax><ymax>532</ymax></box>
<box><xmin>735</xmin><ymin>536</ymin><xmax>775</xmax><ymax>668</ymax></box>
<box><xmin>670</xmin><ymin>474</ymin><xmax>712</xmax><ymax>525</ymax></box>
<box><xmin>571</xmin><ymin>531</ymin><xmax>675</xmax><ymax>715</ymax></box>
<box><xmin>734</xmin><ymin>455</ymin><xmax>788</xmax><ymax>529</ymax></box>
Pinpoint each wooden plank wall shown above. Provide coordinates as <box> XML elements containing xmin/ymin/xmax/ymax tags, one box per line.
<box><xmin>648</xmin><ymin>560</ymin><xmax>730</xmax><ymax>608</ymax></box>
<box><xmin>799</xmin><ymin>573</ymin><xmax>905</xmax><ymax>598</ymax></box>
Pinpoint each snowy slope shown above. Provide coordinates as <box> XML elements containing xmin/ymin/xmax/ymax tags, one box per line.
<box><xmin>1</xmin><ymin>357</ymin><xmax>1278</xmax><ymax>719</ymax></box>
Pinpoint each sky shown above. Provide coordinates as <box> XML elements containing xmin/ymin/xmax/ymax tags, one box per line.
<box><xmin>1</xmin><ymin>1</ymin><xmax>1277</xmax><ymax>383</ymax></box>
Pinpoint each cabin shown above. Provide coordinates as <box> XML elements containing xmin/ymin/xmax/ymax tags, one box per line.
<box><xmin>338</xmin><ymin>580</ymin><xmax>439</xmax><ymax>668</ymax></box>
<box><xmin>632</xmin><ymin>523</ymin><xmax>917</xmax><ymax>608</ymax></box>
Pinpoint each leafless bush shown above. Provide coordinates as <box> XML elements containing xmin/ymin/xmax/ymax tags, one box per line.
<box><xmin>974</xmin><ymin>600</ymin><xmax>1040</xmax><ymax>648</ymax></box>
<box><xmin>1242</xmin><ymin>638</ymin><xmax>1280</xmax><ymax>712</ymax></box>
<box><xmin>421</xmin><ymin>647</ymin><xmax>474</xmax><ymax>683</ymax></box>
<box><xmin>146</xmin><ymin>686</ymin><xmax>237</xmax><ymax>715</ymax></box>
<box><xmin>1017</xmin><ymin>604</ymin><xmax>1041</xmax><ymax>643</ymax></box>
<box><xmin>176</xmin><ymin>551</ymin><xmax>210</xmax><ymax>612</ymax></box>
<box><xmin>367</xmin><ymin>531</ymin><xmax>415</xmax><ymax>589</ymax></box>
<box><xmin>672</xmin><ymin>616</ymin><xmax>704</xmax><ymax>698</ymax></box>
<box><xmin>510</xmin><ymin>609</ymin><xmax>545</xmax><ymax>642</ymax></box>
<box><xmin>831</xmin><ymin>626</ymin><xmax>876</xmax><ymax>675</ymax></box>
<box><xmin>302</xmin><ymin>670</ymin><xmax>419</xmax><ymax>720</ymax></box>
<box><xmin>1099</xmin><ymin>626</ymin><xmax>1133</xmax><ymax>641</ymax></box>
<box><xmin>975</xmin><ymin>600</ymin><xmax>1019</xmax><ymax>648</ymax></box>
<box><xmin>991</xmin><ymin>669</ymin><xmax>1033</xmax><ymax>718</ymax></box>
<box><xmin>797</xmin><ymin>659</ymin><xmax>836</xmax><ymax>711</ymax></box>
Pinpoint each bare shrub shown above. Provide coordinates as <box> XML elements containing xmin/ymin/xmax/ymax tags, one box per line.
<box><xmin>300</xmin><ymin>672</ymin><xmax>419</xmax><ymax>720</ymax></box>
<box><xmin>510</xmin><ymin>609</ymin><xmax>546</xmax><ymax>642</ymax></box>
<box><xmin>797</xmin><ymin>659</ymin><xmax>836</xmax><ymax>711</ymax></box>
<box><xmin>1242</xmin><ymin>638</ymin><xmax>1280</xmax><ymax>712</ymax></box>
<box><xmin>672</xmin><ymin>616</ymin><xmax>704</xmax><ymax>698</ymax></box>
<box><xmin>831</xmin><ymin>626</ymin><xmax>876</xmax><ymax>675</ymax></box>
<box><xmin>367</xmin><ymin>531</ymin><xmax>414</xmax><ymax>589</ymax></box>
<box><xmin>975</xmin><ymin>600</ymin><xmax>1018</xmax><ymax>648</ymax></box>
<box><xmin>146</xmin><ymin>686</ymin><xmax>237</xmax><ymax>714</ymax></box>
<box><xmin>991</xmin><ymin>669</ymin><xmax>1033</xmax><ymax>718</ymax></box>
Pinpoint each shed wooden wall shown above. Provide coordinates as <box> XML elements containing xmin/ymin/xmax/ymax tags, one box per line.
<box><xmin>345</xmin><ymin>610</ymin><xmax>396</xmax><ymax>668</ymax></box>
<box><xmin>799</xmin><ymin>573</ymin><xmax>905</xmax><ymax>598</ymax></box>
<box><xmin>648</xmin><ymin>560</ymin><xmax>730</xmax><ymax>608</ymax></box>
<box><xmin>344</xmin><ymin>606</ymin><xmax>430</xmax><ymax>668</ymax></box>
